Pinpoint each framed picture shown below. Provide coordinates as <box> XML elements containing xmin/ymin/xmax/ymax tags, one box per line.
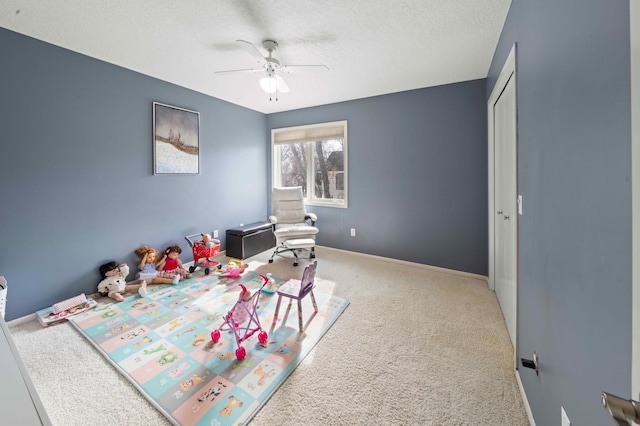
<box><xmin>153</xmin><ymin>102</ymin><xmax>200</xmax><ymax>175</ymax></box>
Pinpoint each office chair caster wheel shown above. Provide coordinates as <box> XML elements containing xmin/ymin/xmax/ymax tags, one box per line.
<box><xmin>235</xmin><ymin>346</ymin><xmax>246</xmax><ymax>360</ymax></box>
<box><xmin>310</xmin><ymin>253</ymin><xmax>316</xmax><ymax>259</ymax></box>
<box><xmin>189</xmin><ymin>265</ymin><xmax>196</xmax><ymax>273</ymax></box>
<box><xmin>268</xmin><ymin>259</ymin><xmax>273</xmax><ymax>263</ymax></box>
<box><xmin>211</xmin><ymin>330</ymin><xmax>221</xmax><ymax>343</ymax></box>
<box><xmin>293</xmin><ymin>262</ymin><xmax>298</xmax><ymax>267</ymax></box>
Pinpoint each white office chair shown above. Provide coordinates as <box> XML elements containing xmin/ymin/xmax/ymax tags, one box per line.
<box><xmin>268</xmin><ymin>186</ymin><xmax>318</xmax><ymax>266</ymax></box>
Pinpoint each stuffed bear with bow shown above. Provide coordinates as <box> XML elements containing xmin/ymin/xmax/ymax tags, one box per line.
<box><xmin>97</xmin><ymin>261</ymin><xmax>147</xmax><ymax>302</ymax></box>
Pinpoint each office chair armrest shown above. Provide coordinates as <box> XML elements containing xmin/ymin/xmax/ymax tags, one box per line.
<box><xmin>305</xmin><ymin>213</ymin><xmax>317</xmax><ymax>225</ymax></box>
<box><xmin>269</xmin><ymin>215</ymin><xmax>278</xmax><ymax>224</ymax></box>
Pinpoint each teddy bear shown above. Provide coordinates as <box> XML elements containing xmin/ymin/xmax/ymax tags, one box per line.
<box><xmin>97</xmin><ymin>261</ymin><xmax>147</xmax><ymax>302</ymax></box>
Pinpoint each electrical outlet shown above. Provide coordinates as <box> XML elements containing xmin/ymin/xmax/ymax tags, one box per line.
<box><xmin>213</xmin><ymin>230</ymin><xmax>218</xmax><ymax>238</ymax></box>
<box><xmin>350</xmin><ymin>228</ymin><xmax>356</xmax><ymax>237</ymax></box>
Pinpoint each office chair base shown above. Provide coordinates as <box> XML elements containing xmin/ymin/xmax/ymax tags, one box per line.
<box><xmin>269</xmin><ymin>242</ymin><xmax>316</xmax><ymax>266</ymax></box>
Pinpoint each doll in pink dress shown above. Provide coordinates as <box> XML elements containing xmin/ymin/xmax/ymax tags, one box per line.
<box><xmin>156</xmin><ymin>245</ymin><xmax>191</xmax><ymax>281</ymax></box>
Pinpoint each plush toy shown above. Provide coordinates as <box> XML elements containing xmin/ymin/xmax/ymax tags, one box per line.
<box><xmin>198</xmin><ymin>233</ymin><xmax>220</xmax><ymax>249</ymax></box>
<box><xmin>97</xmin><ymin>261</ymin><xmax>147</xmax><ymax>302</ymax></box>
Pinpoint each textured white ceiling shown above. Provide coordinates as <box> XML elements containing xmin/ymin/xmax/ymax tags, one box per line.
<box><xmin>0</xmin><ymin>0</ymin><xmax>511</xmax><ymax>114</ymax></box>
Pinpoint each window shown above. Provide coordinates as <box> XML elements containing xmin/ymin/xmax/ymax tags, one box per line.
<box><xmin>272</xmin><ymin>120</ymin><xmax>347</xmax><ymax>208</ymax></box>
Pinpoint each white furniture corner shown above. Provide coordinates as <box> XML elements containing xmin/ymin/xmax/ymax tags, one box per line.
<box><xmin>0</xmin><ymin>317</ymin><xmax>51</xmax><ymax>425</ymax></box>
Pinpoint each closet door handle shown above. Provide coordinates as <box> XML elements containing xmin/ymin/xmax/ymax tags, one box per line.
<box><xmin>602</xmin><ymin>392</ymin><xmax>640</xmax><ymax>425</ymax></box>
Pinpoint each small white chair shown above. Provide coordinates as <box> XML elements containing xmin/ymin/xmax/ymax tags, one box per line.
<box><xmin>268</xmin><ymin>186</ymin><xmax>319</xmax><ymax>266</ymax></box>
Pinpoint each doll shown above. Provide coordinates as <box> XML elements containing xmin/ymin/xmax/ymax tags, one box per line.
<box><xmin>214</xmin><ymin>259</ymin><xmax>248</xmax><ymax>278</ymax></box>
<box><xmin>231</xmin><ymin>284</ymin><xmax>252</xmax><ymax>326</ymax></box>
<box><xmin>134</xmin><ymin>245</ymin><xmax>180</xmax><ymax>285</ymax></box>
<box><xmin>97</xmin><ymin>261</ymin><xmax>147</xmax><ymax>302</ymax></box>
<box><xmin>156</xmin><ymin>244</ymin><xmax>191</xmax><ymax>281</ymax></box>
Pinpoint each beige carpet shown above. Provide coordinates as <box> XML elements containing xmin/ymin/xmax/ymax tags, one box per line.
<box><xmin>9</xmin><ymin>246</ymin><xmax>529</xmax><ymax>425</ymax></box>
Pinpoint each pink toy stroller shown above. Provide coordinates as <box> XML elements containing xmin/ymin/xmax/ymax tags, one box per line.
<box><xmin>210</xmin><ymin>275</ymin><xmax>269</xmax><ymax>360</ymax></box>
<box><xmin>185</xmin><ymin>233</ymin><xmax>221</xmax><ymax>275</ymax></box>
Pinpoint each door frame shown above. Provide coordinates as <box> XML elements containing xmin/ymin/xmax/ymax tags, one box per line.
<box><xmin>631</xmin><ymin>0</ymin><xmax>640</xmax><ymax>400</ymax></box>
<box><xmin>488</xmin><ymin>43</ymin><xmax>518</xmax><ymax>361</ymax></box>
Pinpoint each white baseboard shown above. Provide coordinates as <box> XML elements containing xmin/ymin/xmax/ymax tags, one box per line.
<box><xmin>7</xmin><ymin>313</ymin><xmax>36</xmax><ymax>327</ymax></box>
<box><xmin>318</xmin><ymin>245</ymin><xmax>489</xmax><ymax>282</ymax></box>
<box><xmin>11</xmin><ymin>248</ymin><xmax>478</xmax><ymax>326</ymax></box>
<box><xmin>515</xmin><ymin>369</ymin><xmax>535</xmax><ymax>425</ymax></box>
<box><xmin>7</xmin><ymin>252</ymin><xmax>230</xmax><ymax>327</ymax></box>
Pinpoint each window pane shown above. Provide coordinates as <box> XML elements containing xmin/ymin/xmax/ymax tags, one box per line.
<box><xmin>273</xmin><ymin>120</ymin><xmax>347</xmax><ymax>208</ymax></box>
<box><xmin>313</xmin><ymin>139</ymin><xmax>344</xmax><ymax>202</ymax></box>
<box><xmin>335</xmin><ymin>172</ymin><xmax>344</xmax><ymax>190</ymax></box>
<box><xmin>278</xmin><ymin>142</ymin><xmax>307</xmax><ymax>195</ymax></box>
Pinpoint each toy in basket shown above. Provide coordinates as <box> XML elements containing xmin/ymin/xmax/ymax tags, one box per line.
<box><xmin>185</xmin><ymin>233</ymin><xmax>221</xmax><ymax>275</ymax></box>
<box><xmin>210</xmin><ymin>274</ymin><xmax>269</xmax><ymax>360</ymax></box>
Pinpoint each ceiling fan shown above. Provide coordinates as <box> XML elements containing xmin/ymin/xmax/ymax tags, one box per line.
<box><xmin>215</xmin><ymin>40</ymin><xmax>329</xmax><ymax>100</ymax></box>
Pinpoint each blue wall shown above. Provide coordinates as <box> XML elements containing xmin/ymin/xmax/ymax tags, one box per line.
<box><xmin>1</xmin><ymin>27</ymin><xmax>489</xmax><ymax>322</ymax></box>
<box><xmin>487</xmin><ymin>1</ymin><xmax>632</xmax><ymax>424</ymax></box>
<box><xmin>0</xmin><ymin>28</ymin><xmax>268</xmax><ymax>321</ymax></box>
<box><xmin>267</xmin><ymin>81</ymin><xmax>488</xmax><ymax>276</ymax></box>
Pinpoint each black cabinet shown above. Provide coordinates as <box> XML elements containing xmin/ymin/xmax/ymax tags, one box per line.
<box><xmin>226</xmin><ymin>222</ymin><xmax>275</xmax><ymax>260</ymax></box>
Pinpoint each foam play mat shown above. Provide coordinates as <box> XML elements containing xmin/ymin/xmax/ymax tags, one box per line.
<box><xmin>69</xmin><ymin>270</ymin><xmax>349</xmax><ymax>425</ymax></box>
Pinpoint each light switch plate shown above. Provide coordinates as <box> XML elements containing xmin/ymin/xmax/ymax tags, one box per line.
<box><xmin>517</xmin><ymin>195</ymin><xmax>523</xmax><ymax>215</ymax></box>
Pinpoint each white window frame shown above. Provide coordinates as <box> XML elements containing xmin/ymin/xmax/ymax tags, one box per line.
<box><xmin>271</xmin><ymin>120</ymin><xmax>348</xmax><ymax>208</ymax></box>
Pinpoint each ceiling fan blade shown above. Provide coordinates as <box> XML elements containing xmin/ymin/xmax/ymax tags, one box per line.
<box><xmin>236</xmin><ymin>40</ymin><xmax>267</xmax><ymax>65</ymax></box>
<box><xmin>280</xmin><ymin>64</ymin><xmax>329</xmax><ymax>73</ymax></box>
<box><xmin>214</xmin><ymin>68</ymin><xmax>263</xmax><ymax>75</ymax></box>
<box><xmin>275</xmin><ymin>74</ymin><xmax>290</xmax><ymax>93</ymax></box>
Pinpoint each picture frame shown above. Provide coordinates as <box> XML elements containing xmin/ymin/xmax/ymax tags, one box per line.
<box><xmin>153</xmin><ymin>102</ymin><xmax>200</xmax><ymax>175</ymax></box>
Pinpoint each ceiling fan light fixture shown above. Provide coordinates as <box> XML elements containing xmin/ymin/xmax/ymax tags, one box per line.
<box><xmin>259</xmin><ymin>75</ymin><xmax>278</xmax><ymax>93</ymax></box>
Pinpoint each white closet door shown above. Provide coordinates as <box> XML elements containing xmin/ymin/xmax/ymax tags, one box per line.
<box><xmin>494</xmin><ymin>73</ymin><xmax>518</xmax><ymax>347</ymax></box>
